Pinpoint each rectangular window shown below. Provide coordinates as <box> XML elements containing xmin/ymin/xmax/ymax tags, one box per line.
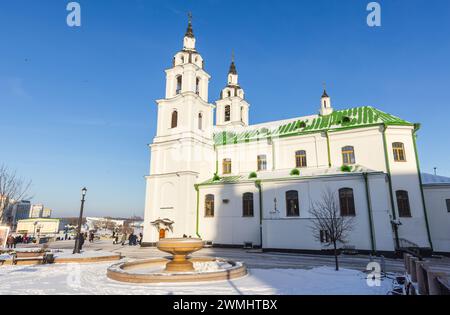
<box><xmin>223</xmin><ymin>159</ymin><xmax>232</xmax><ymax>175</ymax></box>
<box><xmin>393</xmin><ymin>142</ymin><xmax>406</xmax><ymax>162</ymax></box>
<box><xmin>339</xmin><ymin>188</ymin><xmax>356</xmax><ymax>216</ymax></box>
<box><xmin>396</xmin><ymin>190</ymin><xmax>412</xmax><ymax>217</ymax></box>
<box><xmin>205</xmin><ymin>195</ymin><xmax>214</xmax><ymax>217</ymax></box>
<box><xmin>243</xmin><ymin>193</ymin><xmax>254</xmax><ymax>217</ymax></box>
<box><xmin>320</xmin><ymin>230</ymin><xmax>330</xmax><ymax>243</ymax></box>
<box><xmin>342</xmin><ymin>146</ymin><xmax>356</xmax><ymax>165</ymax></box>
<box><xmin>257</xmin><ymin>155</ymin><xmax>267</xmax><ymax>171</ymax></box>
<box><xmin>286</xmin><ymin>190</ymin><xmax>300</xmax><ymax>217</ymax></box>
<box><xmin>446</xmin><ymin>199</ymin><xmax>450</xmax><ymax>213</ymax></box>
<box><xmin>295</xmin><ymin>150</ymin><xmax>307</xmax><ymax>168</ymax></box>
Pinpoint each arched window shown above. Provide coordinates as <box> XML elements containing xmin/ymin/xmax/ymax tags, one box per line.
<box><xmin>196</xmin><ymin>77</ymin><xmax>200</xmax><ymax>95</ymax></box>
<box><xmin>225</xmin><ymin>105</ymin><xmax>231</xmax><ymax>122</ymax></box>
<box><xmin>205</xmin><ymin>194</ymin><xmax>214</xmax><ymax>217</ymax></box>
<box><xmin>243</xmin><ymin>193</ymin><xmax>254</xmax><ymax>217</ymax></box>
<box><xmin>176</xmin><ymin>75</ymin><xmax>182</xmax><ymax>95</ymax></box>
<box><xmin>223</xmin><ymin>158</ymin><xmax>232</xmax><ymax>174</ymax></box>
<box><xmin>286</xmin><ymin>190</ymin><xmax>299</xmax><ymax>217</ymax></box>
<box><xmin>227</xmin><ymin>90</ymin><xmax>231</xmax><ymax>98</ymax></box>
<box><xmin>339</xmin><ymin>188</ymin><xmax>356</xmax><ymax>216</ymax></box>
<box><xmin>295</xmin><ymin>150</ymin><xmax>307</xmax><ymax>168</ymax></box>
<box><xmin>324</xmin><ymin>100</ymin><xmax>327</xmax><ymax>108</ymax></box>
<box><xmin>198</xmin><ymin>113</ymin><xmax>203</xmax><ymax>130</ymax></box>
<box><xmin>240</xmin><ymin>107</ymin><xmax>244</xmax><ymax>122</ymax></box>
<box><xmin>393</xmin><ymin>142</ymin><xmax>406</xmax><ymax>162</ymax></box>
<box><xmin>342</xmin><ymin>146</ymin><xmax>356</xmax><ymax>165</ymax></box>
<box><xmin>396</xmin><ymin>190</ymin><xmax>411</xmax><ymax>217</ymax></box>
<box><xmin>257</xmin><ymin>155</ymin><xmax>267</xmax><ymax>171</ymax></box>
<box><xmin>171</xmin><ymin>110</ymin><xmax>178</xmax><ymax>128</ymax></box>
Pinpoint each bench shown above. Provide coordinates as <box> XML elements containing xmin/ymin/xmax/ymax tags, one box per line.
<box><xmin>12</xmin><ymin>251</ymin><xmax>53</xmax><ymax>265</ymax></box>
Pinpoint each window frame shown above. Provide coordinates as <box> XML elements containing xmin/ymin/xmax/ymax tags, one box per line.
<box><xmin>342</xmin><ymin>146</ymin><xmax>356</xmax><ymax>165</ymax></box>
<box><xmin>339</xmin><ymin>188</ymin><xmax>356</xmax><ymax>216</ymax></box>
<box><xmin>446</xmin><ymin>199</ymin><xmax>450</xmax><ymax>213</ymax></box>
<box><xmin>257</xmin><ymin>155</ymin><xmax>267</xmax><ymax>171</ymax></box>
<box><xmin>242</xmin><ymin>193</ymin><xmax>254</xmax><ymax>217</ymax></box>
<box><xmin>205</xmin><ymin>194</ymin><xmax>215</xmax><ymax>217</ymax></box>
<box><xmin>396</xmin><ymin>190</ymin><xmax>412</xmax><ymax>218</ymax></box>
<box><xmin>175</xmin><ymin>75</ymin><xmax>182</xmax><ymax>95</ymax></box>
<box><xmin>224</xmin><ymin>105</ymin><xmax>231</xmax><ymax>122</ymax></box>
<box><xmin>285</xmin><ymin>190</ymin><xmax>300</xmax><ymax>217</ymax></box>
<box><xmin>222</xmin><ymin>158</ymin><xmax>232</xmax><ymax>175</ymax></box>
<box><xmin>171</xmin><ymin>110</ymin><xmax>178</xmax><ymax>129</ymax></box>
<box><xmin>198</xmin><ymin>112</ymin><xmax>203</xmax><ymax>130</ymax></box>
<box><xmin>295</xmin><ymin>150</ymin><xmax>307</xmax><ymax>168</ymax></box>
<box><xmin>392</xmin><ymin>142</ymin><xmax>407</xmax><ymax>162</ymax></box>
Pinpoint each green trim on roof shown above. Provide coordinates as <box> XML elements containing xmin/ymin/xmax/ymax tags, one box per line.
<box><xmin>214</xmin><ymin>106</ymin><xmax>413</xmax><ymax>146</ymax></box>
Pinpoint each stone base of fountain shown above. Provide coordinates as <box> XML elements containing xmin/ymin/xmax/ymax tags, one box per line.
<box><xmin>107</xmin><ymin>257</ymin><xmax>247</xmax><ymax>283</ymax></box>
<box><xmin>106</xmin><ymin>237</ymin><xmax>247</xmax><ymax>284</ymax></box>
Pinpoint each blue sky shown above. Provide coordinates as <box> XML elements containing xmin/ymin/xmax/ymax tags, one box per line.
<box><xmin>1</xmin><ymin>0</ymin><xmax>449</xmax><ymax>218</ymax></box>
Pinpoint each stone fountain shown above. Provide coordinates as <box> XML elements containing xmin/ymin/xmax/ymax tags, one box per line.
<box><xmin>157</xmin><ymin>238</ymin><xmax>203</xmax><ymax>272</ymax></box>
<box><xmin>107</xmin><ymin>238</ymin><xmax>247</xmax><ymax>284</ymax></box>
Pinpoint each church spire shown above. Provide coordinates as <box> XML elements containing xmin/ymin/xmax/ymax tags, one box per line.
<box><xmin>229</xmin><ymin>51</ymin><xmax>237</xmax><ymax>75</ymax></box>
<box><xmin>183</xmin><ymin>12</ymin><xmax>196</xmax><ymax>51</ymax></box>
<box><xmin>320</xmin><ymin>83</ymin><xmax>333</xmax><ymax>116</ymax></box>
<box><xmin>185</xmin><ymin>12</ymin><xmax>194</xmax><ymax>38</ymax></box>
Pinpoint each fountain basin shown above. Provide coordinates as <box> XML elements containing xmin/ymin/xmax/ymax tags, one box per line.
<box><xmin>157</xmin><ymin>238</ymin><xmax>203</xmax><ymax>272</ymax></box>
<box><xmin>107</xmin><ymin>257</ymin><xmax>247</xmax><ymax>283</ymax></box>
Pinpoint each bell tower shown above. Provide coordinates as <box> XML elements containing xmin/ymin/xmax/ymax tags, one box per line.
<box><xmin>215</xmin><ymin>53</ymin><xmax>250</xmax><ymax>128</ymax></box>
<box><xmin>142</xmin><ymin>14</ymin><xmax>215</xmax><ymax>246</ymax></box>
<box><xmin>319</xmin><ymin>84</ymin><xmax>333</xmax><ymax>116</ymax></box>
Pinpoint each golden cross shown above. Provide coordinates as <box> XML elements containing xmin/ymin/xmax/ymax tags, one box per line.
<box><xmin>188</xmin><ymin>12</ymin><xmax>192</xmax><ymax>23</ymax></box>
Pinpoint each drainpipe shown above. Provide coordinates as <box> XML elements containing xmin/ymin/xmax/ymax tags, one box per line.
<box><xmin>270</xmin><ymin>137</ymin><xmax>276</xmax><ymax>171</ymax></box>
<box><xmin>325</xmin><ymin>131</ymin><xmax>332</xmax><ymax>167</ymax></box>
<box><xmin>363</xmin><ymin>172</ymin><xmax>376</xmax><ymax>254</ymax></box>
<box><xmin>381</xmin><ymin>124</ymin><xmax>400</xmax><ymax>250</ymax></box>
<box><xmin>255</xmin><ymin>180</ymin><xmax>263</xmax><ymax>249</ymax></box>
<box><xmin>194</xmin><ymin>184</ymin><xmax>201</xmax><ymax>238</ymax></box>
<box><xmin>214</xmin><ymin>145</ymin><xmax>219</xmax><ymax>175</ymax></box>
<box><xmin>412</xmin><ymin>124</ymin><xmax>433</xmax><ymax>251</ymax></box>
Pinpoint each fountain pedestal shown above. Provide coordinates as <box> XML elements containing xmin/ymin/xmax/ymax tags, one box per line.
<box><xmin>157</xmin><ymin>238</ymin><xmax>203</xmax><ymax>272</ymax></box>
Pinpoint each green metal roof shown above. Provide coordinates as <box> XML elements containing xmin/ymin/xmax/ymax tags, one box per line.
<box><xmin>213</xmin><ymin>106</ymin><xmax>413</xmax><ymax>146</ymax></box>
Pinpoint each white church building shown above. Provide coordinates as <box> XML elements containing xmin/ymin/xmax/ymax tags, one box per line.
<box><xmin>142</xmin><ymin>18</ymin><xmax>450</xmax><ymax>255</ymax></box>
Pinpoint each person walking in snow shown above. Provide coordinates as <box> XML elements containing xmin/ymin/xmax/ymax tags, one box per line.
<box><xmin>121</xmin><ymin>233</ymin><xmax>127</xmax><ymax>246</ymax></box>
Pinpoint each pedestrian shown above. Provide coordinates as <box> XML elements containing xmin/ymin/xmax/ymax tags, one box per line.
<box><xmin>128</xmin><ymin>233</ymin><xmax>134</xmax><ymax>246</ymax></box>
<box><xmin>139</xmin><ymin>233</ymin><xmax>143</xmax><ymax>245</ymax></box>
<box><xmin>121</xmin><ymin>233</ymin><xmax>127</xmax><ymax>246</ymax></box>
<box><xmin>89</xmin><ymin>232</ymin><xmax>95</xmax><ymax>243</ymax></box>
<box><xmin>6</xmin><ymin>235</ymin><xmax>16</xmax><ymax>249</ymax></box>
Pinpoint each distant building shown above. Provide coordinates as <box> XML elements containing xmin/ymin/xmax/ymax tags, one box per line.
<box><xmin>42</xmin><ymin>208</ymin><xmax>52</xmax><ymax>218</ymax></box>
<box><xmin>30</xmin><ymin>204</ymin><xmax>44</xmax><ymax>218</ymax></box>
<box><xmin>12</xmin><ymin>200</ymin><xmax>32</xmax><ymax>223</ymax></box>
<box><xmin>16</xmin><ymin>218</ymin><xmax>61</xmax><ymax>237</ymax></box>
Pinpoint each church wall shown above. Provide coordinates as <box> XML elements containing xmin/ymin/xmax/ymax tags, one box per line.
<box><xmin>198</xmin><ymin>183</ymin><xmax>261</xmax><ymax>246</ymax></box>
<box><xmin>384</xmin><ymin>127</ymin><xmax>430</xmax><ymax>248</ymax></box>
<box><xmin>261</xmin><ymin>175</ymin><xmax>393</xmax><ymax>251</ymax></box>
<box><xmin>198</xmin><ymin>174</ymin><xmax>396</xmax><ymax>252</ymax></box>
<box><xmin>142</xmin><ymin>172</ymin><xmax>198</xmax><ymax>244</ymax></box>
<box><xmin>423</xmin><ymin>185</ymin><xmax>450</xmax><ymax>253</ymax></box>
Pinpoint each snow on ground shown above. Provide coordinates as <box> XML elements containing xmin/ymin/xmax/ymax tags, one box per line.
<box><xmin>0</xmin><ymin>262</ymin><xmax>393</xmax><ymax>295</ymax></box>
<box><xmin>51</xmin><ymin>249</ymin><xmax>118</xmax><ymax>259</ymax></box>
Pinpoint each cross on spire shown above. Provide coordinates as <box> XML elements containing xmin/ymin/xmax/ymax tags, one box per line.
<box><xmin>229</xmin><ymin>50</ymin><xmax>237</xmax><ymax>75</ymax></box>
<box><xmin>185</xmin><ymin>12</ymin><xmax>194</xmax><ymax>38</ymax></box>
<box><xmin>322</xmin><ymin>82</ymin><xmax>329</xmax><ymax>98</ymax></box>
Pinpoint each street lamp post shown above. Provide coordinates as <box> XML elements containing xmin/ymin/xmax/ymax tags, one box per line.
<box><xmin>73</xmin><ymin>187</ymin><xmax>87</xmax><ymax>254</ymax></box>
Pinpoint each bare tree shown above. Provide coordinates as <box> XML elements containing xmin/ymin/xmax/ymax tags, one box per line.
<box><xmin>0</xmin><ymin>165</ymin><xmax>32</xmax><ymax>225</ymax></box>
<box><xmin>309</xmin><ymin>189</ymin><xmax>355</xmax><ymax>271</ymax></box>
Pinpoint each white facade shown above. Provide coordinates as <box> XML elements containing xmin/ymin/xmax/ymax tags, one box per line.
<box><xmin>142</xmin><ymin>19</ymin><xmax>446</xmax><ymax>254</ymax></box>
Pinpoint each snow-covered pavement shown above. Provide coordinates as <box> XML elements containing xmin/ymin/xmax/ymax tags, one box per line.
<box><xmin>0</xmin><ymin>262</ymin><xmax>393</xmax><ymax>295</ymax></box>
<box><xmin>17</xmin><ymin>240</ymin><xmax>406</xmax><ymax>272</ymax></box>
